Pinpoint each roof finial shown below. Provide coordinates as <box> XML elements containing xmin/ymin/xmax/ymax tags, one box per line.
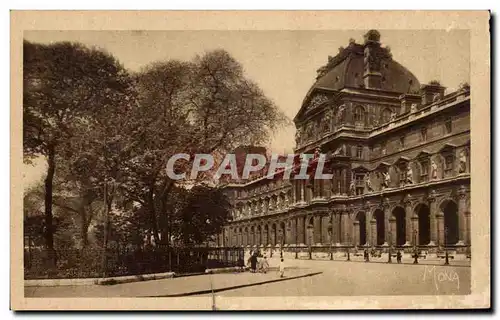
<box><xmin>364</xmin><ymin>30</ymin><xmax>381</xmax><ymax>43</ymax></box>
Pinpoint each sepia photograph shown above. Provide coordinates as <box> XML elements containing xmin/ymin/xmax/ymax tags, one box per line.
<box><xmin>11</xmin><ymin>11</ymin><xmax>490</xmax><ymax>310</ymax></box>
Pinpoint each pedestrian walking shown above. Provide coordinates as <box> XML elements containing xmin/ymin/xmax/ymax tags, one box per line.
<box><xmin>261</xmin><ymin>256</ymin><xmax>269</xmax><ymax>273</ymax></box>
<box><xmin>250</xmin><ymin>252</ymin><xmax>258</xmax><ymax>273</ymax></box>
<box><xmin>278</xmin><ymin>258</ymin><xmax>285</xmax><ymax>278</ymax></box>
<box><xmin>396</xmin><ymin>250</ymin><xmax>402</xmax><ymax>264</ymax></box>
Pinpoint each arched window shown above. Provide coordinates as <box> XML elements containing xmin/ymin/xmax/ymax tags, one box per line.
<box><xmin>354</xmin><ymin>106</ymin><xmax>365</xmax><ymax>122</ymax></box>
<box><xmin>381</xmin><ymin>108</ymin><xmax>392</xmax><ymax>123</ymax></box>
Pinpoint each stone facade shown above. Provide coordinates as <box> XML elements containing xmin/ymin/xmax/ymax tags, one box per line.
<box><xmin>216</xmin><ymin>30</ymin><xmax>471</xmax><ymax>254</ymax></box>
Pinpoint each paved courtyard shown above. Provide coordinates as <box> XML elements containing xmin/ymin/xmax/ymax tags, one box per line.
<box><xmin>202</xmin><ymin>260</ymin><xmax>470</xmax><ymax>296</ymax></box>
<box><xmin>25</xmin><ymin>258</ymin><xmax>470</xmax><ymax>298</ymax></box>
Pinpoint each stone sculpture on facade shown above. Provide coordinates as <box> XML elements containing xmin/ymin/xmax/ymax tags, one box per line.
<box><xmin>406</xmin><ymin>165</ymin><xmax>413</xmax><ymax>184</ymax></box>
<box><xmin>390</xmin><ymin>111</ymin><xmax>397</xmax><ymax>121</ymax></box>
<box><xmin>431</xmin><ymin>160</ymin><xmax>438</xmax><ymax>180</ymax></box>
<box><xmin>382</xmin><ymin>171</ymin><xmax>391</xmax><ymax>189</ymax></box>
<box><xmin>410</xmin><ymin>103</ymin><xmax>418</xmax><ymax>113</ymax></box>
<box><xmin>432</xmin><ymin>92</ymin><xmax>441</xmax><ymax>102</ymax></box>
<box><xmin>337</xmin><ymin>105</ymin><xmax>346</xmax><ymax>124</ymax></box>
<box><xmin>322</xmin><ymin>110</ymin><xmax>332</xmax><ymax>133</ymax></box>
<box><xmin>459</xmin><ymin>149</ymin><xmax>467</xmax><ymax>173</ymax></box>
<box><xmin>309</xmin><ymin>94</ymin><xmax>330</xmax><ymax>110</ymax></box>
<box><xmin>365</xmin><ymin>173</ymin><xmax>373</xmax><ymax>192</ymax></box>
<box><xmin>295</xmin><ymin>127</ymin><xmax>302</xmax><ymax>145</ymax></box>
<box><xmin>349</xmin><ymin>179</ymin><xmax>356</xmax><ymax>195</ymax></box>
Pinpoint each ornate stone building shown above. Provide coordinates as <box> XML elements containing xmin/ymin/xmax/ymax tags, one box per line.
<box><xmin>217</xmin><ymin>30</ymin><xmax>470</xmax><ymax>256</ymax></box>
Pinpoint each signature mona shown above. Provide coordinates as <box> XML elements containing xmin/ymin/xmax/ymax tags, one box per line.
<box><xmin>422</xmin><ymin>266</ymin><xmax>460</xmax><ymax>291</ymax></box>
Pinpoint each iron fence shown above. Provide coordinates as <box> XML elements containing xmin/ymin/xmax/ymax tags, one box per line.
<box><xmin>24</xmin><ymin>246</ymin><xmax>244</xmax><ymax>279</ymax></box>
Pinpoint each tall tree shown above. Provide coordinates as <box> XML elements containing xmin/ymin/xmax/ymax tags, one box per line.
<box><xmin>131</xmin><ymin>50</ymin><xmax>288</xmax><ymax>244</ymax></box>
<box><xmin>23</xmin><ymin>40</ymin><xmax>137</xmax><ymax>263</ymax></box>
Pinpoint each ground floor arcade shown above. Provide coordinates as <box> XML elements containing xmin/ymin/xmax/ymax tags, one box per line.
<box><xmin>222</xmin><ymin>182</ymin><xmax>471</xmax><ymax>252</ymax></box>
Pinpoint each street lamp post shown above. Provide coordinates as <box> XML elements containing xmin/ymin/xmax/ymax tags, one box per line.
<box><xmin>444</xmin><ymin>227</ymin><xmax>450</xmax><ymax>265</ymax></box>
<box><xmin>307</xmin><ymin>224</ymin><xmax>313</xmax><ymax>260</ymax></box>
<box><xmin>346</xmin><ymin>233</ymin><xmax>351</xmax><ymax>261</ymax></box>
<box><xmin>413</xmin><ymin>229</ymin><xmax>419</xmax><ymax>264</ymax></box>
<box><xmin>387</xmin><ymin>231</ymin><xmax>392</xmax><ymax>263</ymax></box>
<box><xmin>328</xmin><ymin>222</ymin><xmax>333</xmax><ymax>261</ymax></box>
<box><xmin>280</xmin><ymin>229</ymin><xmax>284</xmax><ymax>259</ymax></box>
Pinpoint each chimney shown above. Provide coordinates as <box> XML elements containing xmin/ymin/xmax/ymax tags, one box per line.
<box><xmin>420</xmin><ymin>81</ymin><xmax>446</xmax><ymax>105</ymax></box>
<box><xmin>399</xmin><ymin>93</ymin><xmax>422</xmax><ymax>113</ymax></box>
<box><xmin>363</xmin><ymin>30</ymin><xmax>383</xmax><ymax>89</ymax></box>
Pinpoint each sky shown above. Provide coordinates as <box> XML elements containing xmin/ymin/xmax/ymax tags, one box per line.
<box><xmin>23</xmin><ymin>29</ymin><xmax>470</xmax><ymax>188</ymax></box>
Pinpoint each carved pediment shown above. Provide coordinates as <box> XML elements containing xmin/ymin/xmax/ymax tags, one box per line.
<box><xmin>438</xmin><ymin>143</ymin><xmax>456</xmax><ymax>154</ymax></box>
<box><xmin>393</xmin><ymin>156</ymin><xmax>410</xmax><ymax>167</ymax></box>
<box><xmin>352</xmin><ymin>165</ymin><xmax>369</xmax><ymax>173</ymax></box>
<box><xmin>307</xmin><ymin>94</ymin><xmax>330</xmax><ymax>111</ymax></box>
<box><xmin>415</xmin><ymin>150</ymin><xmax>431</xmax><ymax>160</ymax></box>
<box><xmin>373</xmin><ymin>162</ymin><xmax>391</xmax><ymax>171</ymax></box>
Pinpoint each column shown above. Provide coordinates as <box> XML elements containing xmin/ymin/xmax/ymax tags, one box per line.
<box><xmin>353</xmin><ymin>221</ymin><xmax>360</xmax><ymax>246</ymax></box>
<box><xmin>342</xmin><ymin>211</ymin><xmax>351</xmax><ymax>244</ymax></box>
<box><xmin>300</xmin><ymin>181</ymin><xmax>305</xmax><ymax>203</ymax></box>
<box><xmin>436</xmin><ymin>212</ymin><xmax>444</xmax><ymax>247</ymax></box>
<box><xmin>324</xmin><ymin>179</ymin><xmax>332</xmax><ymax>198</ymax></box>
<box><xmin>429</xmin><ymin>196</ymin><xmax>437</xmax><ymax>245</ymax></box>
<box><xmin>370</xmin><ymin>218</ymin><xmax>377</xmax><ymax>246</ymax></box>
<box><xmin>389</xmin><ymin>217</ymin><xmax>396</xmax><ymax>246</ymax></box>
<box><xmin>306</xmin><ymin>183</ymin><xmax>313</xmax><ymax>203</ymax></box>
<box><xmin>322</xmin><ymin>215</ymin><xmax>330</xmax><ymax>243</ymax></box>
<box><xmin>404</xmin><ymin>200</ymin><xmax>412</xmax><ymax>245</ymax></box>
<box><xmin>383</xmin><ymin>204</ymin><xmax>390</xmax><ymax>245</ymax></box>
<box><xmin>458</xmin><ymin>188</ymin><xmax>468</xmax><ymax>244</ymax></box>
<box><xmin>365</xmin><ymin>210</ymin><xmax>372</xmax><ymax>246</ymax></box>
<box><xmin>256</xmin><ymin>228</ymin><xmax>261</xmax><ymax>245</ymax></box>
<box><xmin>262</xmin><ymin>227</ymin><xmax>268</xmax><ymax>246</ymax></box>
<box><xmin>284</xmin><ymin>222</ymin><xmax>290</xmax><ymax>244</ymax></box>
<box><xmin>291</xmin><ymin>218</ymin><xmax>297</xmax><ymax>245</ymax></box>
<box><xmin>297</xmin><ymin>216</ymin><xmax>305</xmax><ymax>245</ymax></box>
<box><xmin>335</xmin><ymin>212</ymin><xmax>341</xmax><ymax>244</ymax></box>
<box><xmin>411</xmin><ymin>215</ymin><xmax>419</xmax><ymax>245</ymax></box>
<box><xmin>271</xmin><ymin>226</ymin><xmax>276</xmax><ymax>246</ymax></box>
<box><xmin>465</xmin><ymin>211</ymin><xmax>471</xmax><ymax>245</ymax></box>
<box><xmin>313</xmin><ymin>215</ymin><xmax>322</xmax><ymax>244</ymax></box>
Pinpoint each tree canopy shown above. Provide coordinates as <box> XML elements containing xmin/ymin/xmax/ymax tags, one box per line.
<box><xmin>23</xmin><ymin>40</ymin><xmax>287</xmax><ymax>264</ymax></box>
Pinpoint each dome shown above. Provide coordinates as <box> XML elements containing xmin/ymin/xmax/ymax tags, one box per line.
<box><xmin>304</xmin><ymin>31</ymin><xmax>421</xmax><ymax>99</ymax></box>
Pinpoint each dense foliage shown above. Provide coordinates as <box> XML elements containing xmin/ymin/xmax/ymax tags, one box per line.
<box><xmin>23</xmin><ymin>40</ymin><xmax>287</xmax><ymax>276</ymax></box>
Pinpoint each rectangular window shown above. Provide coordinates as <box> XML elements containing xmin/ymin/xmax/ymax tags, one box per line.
<box><xmin>444</xmin><ymin>155</ymin><xmax>454</xmax><ymax>173</ymax></box>
<box><xmin>357</xmin><ymin>146</ymin><xmax>363</xmax><ymax>159</ymax></box>
<box><xmin>420</xmin><ymin>160</ymin><xmax>429</xmax><ymax>182</ymax></box>
<box><xmin>355</xmin><ymin>174</ymin><xmax>364</xmax><ymax>195</ymax></box>
<box><xmin>400</xmin><ymin>136</ymin><xmax>405</xmax><ymax>148</ymax></box>
<box><xmin>399</xmin><ymin>165</ymin><xmax>406</xmax><ymax>185</ymax></box>
<box><xmin>421</xmin><ymin>127</ymin><xmax>427</xmax><ymax>142</ymax></box>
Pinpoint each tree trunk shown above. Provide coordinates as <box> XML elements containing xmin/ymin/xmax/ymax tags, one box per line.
<box><xmin>148</xmin><ymin>188</ymin><xmax>160</xmax><ymax>245</ymax></box>
<box><xmin>101</xmin><ymin>181</ymin><xmax>111</xmax><ymax>277</ymax></box>
<box><xmin>44</xmin><ymin>144</ymin><xmax>56</xmax><ymax>266</ymax></box>
<box><xmin>80</xmin><ymin>212</ymin><xmax>89</xmax><ymax>248</ymax></box>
